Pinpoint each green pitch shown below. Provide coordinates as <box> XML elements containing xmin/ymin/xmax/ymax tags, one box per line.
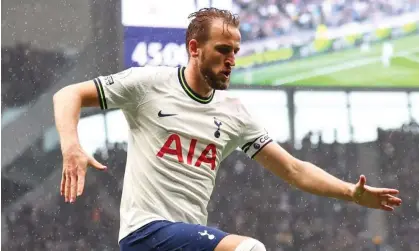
<box><xmin>230</xmin><ymin>35</ymin><xmax>419</xmax><ymax>88</ymax></box>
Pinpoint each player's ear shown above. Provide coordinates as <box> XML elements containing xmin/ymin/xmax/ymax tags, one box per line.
<box><xmin>189</xmin><ymin>39</ymin><xmax>199</xmax><ymax>58</ymax></box>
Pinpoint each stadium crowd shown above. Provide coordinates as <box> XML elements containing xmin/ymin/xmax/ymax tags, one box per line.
<box><xmin>378</xmin><ymin>123</ymin><xmax>419</xmax><ymax>251</ymax></box>
<box><xmin>235</xmin><ymin>0</ymin><xmax>419</xmax><ymax>41</ymax></box>
<box><xmin>3</xmin><ymin>124</ymin><xmax>419</xmax><ymax>251</ymax></box>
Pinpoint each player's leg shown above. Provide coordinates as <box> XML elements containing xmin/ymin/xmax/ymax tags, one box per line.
<box><xmin>214</xmin><ymin>234</ymin><xmax>266</xmax><ymax>251</ymax></box>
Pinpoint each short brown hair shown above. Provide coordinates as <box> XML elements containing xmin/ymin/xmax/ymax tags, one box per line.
<box><xmin>186</xmin><ymin>8</ymin><xmax>240</xmax><ymax>57</ymax></box>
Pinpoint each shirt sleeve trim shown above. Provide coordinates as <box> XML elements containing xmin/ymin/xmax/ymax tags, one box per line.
<box><xmin>94</xmin><ymin>78</ymin><xmax>108</xmax><ymax>110</ymax></box>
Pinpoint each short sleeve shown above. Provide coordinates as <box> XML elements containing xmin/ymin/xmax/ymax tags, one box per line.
<box><xmin>94</xmin><ymin>66</ymin><xmax>156</xmax><ymax>110</ymax></box>
<box><xmin>238</xmin><ymin>105</ymin><xmax>273</xmax><ymax>159</ymax></box>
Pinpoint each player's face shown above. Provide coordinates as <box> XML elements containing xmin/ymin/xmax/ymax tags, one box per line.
<box><xmin>198</xmin><ymin>19</ymin><xmax>241</xmax><ymax>90</ymax></box>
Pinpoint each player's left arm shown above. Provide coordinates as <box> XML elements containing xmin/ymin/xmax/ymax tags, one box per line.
<box><xmin>253</xmin><ymin>142</ymin><xmax>402</xmax><ymax>211</ymax></box>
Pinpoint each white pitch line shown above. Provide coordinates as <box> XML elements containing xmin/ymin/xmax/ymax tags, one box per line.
<box><xmin>403</xmin><ymin>55</ymin><xmax>419</xmax><ymax>64</ymax></box>
<box><xmin>273</xmin><ymin>57</ymin><xmax>378</xmax><ymax>86</ymax></box>
<box><xmin>273</xmin><ymin>47</ymin><xmax>419</xmax><ymax>86</ymax></box>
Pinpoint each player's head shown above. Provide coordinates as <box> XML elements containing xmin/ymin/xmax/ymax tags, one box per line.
<box><xmin>186</xmin><ymin>8</ymin><xmax>241</xmax><ymax>90</ymax></box>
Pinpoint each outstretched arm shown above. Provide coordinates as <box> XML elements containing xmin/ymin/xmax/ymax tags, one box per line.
<box><xmin>254</xmin><ymin>143</ymin><xmax>402</xmax><ymax>211</ymax></box>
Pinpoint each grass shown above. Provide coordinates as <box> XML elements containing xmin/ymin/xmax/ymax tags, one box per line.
<box><xmin>231</xmin><ymin>35</ymin><xmax>419</xmax><ymax>88</ymax></box>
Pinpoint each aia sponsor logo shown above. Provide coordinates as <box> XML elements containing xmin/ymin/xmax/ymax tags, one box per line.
<box><xmin>156</xmin><ymin>134</ymin><xmax>217</xmax><ymax>170</ymax></box>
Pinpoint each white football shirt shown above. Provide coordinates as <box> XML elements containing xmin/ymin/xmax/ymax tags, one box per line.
<box><xmin>94</xmin><ymin>66</ymin><xmax>273</xmax><ymax>242</ymax></box>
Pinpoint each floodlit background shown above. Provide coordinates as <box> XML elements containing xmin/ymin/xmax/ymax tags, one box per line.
<box><xmin>2</xmin><ymin>0</ymin><xmax>419</xmax><ymax>250</ymax></box>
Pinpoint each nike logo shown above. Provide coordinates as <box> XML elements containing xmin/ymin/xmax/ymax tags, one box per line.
<box><xmin>158</xmin><ymin>110</ymin><xmax>177</xmax><ymax>117</ymax></box>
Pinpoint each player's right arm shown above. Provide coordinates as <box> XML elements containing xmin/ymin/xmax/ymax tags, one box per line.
<box><xmin>53</xmin><ymin>66</ymin><xmax>157</xmax><ymax>203</ymax></box>
<box><xmin>53</xmin><ymin>80</ymin><xmax>108</xmax><ymax>204</ymax></box>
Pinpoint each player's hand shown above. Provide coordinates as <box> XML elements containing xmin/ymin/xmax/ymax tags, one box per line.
<box><xmin>351</xmin><ymin>175</ymin><xmax>402</xmax><ymax>211</ymax></box>
<box><xmin>60</xmin><ymin>145</ymin><xmax>107</xmax><ymax>203</ymax></box>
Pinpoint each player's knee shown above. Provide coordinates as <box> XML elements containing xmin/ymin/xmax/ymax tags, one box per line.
<box><xmin>235</xmin><ymin>238</ymin><xmax>266</xmax><ymax>251</ymax></box>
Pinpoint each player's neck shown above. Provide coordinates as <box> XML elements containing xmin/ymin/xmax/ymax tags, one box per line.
<box><xmin>184</xmin><ymin>66</ymin><xmax>214</xmax><ymax>98</ymax></box>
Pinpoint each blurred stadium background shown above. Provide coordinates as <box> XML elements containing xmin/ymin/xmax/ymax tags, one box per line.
<box><xmin>1</xmin><ymin>0</ymin><xmax>419</xmax><ymax>250</ymax></box>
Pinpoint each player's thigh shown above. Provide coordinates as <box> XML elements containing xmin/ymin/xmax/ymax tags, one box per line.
<box><xmin>120</xmin><ymin>220</ymin><xmax>230</xmax><ymax>251</ymax></box>
<box><xmin>214</xmin><ymin>234</ymin><xmax>266</xmax><ymax>251</ymax></box>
